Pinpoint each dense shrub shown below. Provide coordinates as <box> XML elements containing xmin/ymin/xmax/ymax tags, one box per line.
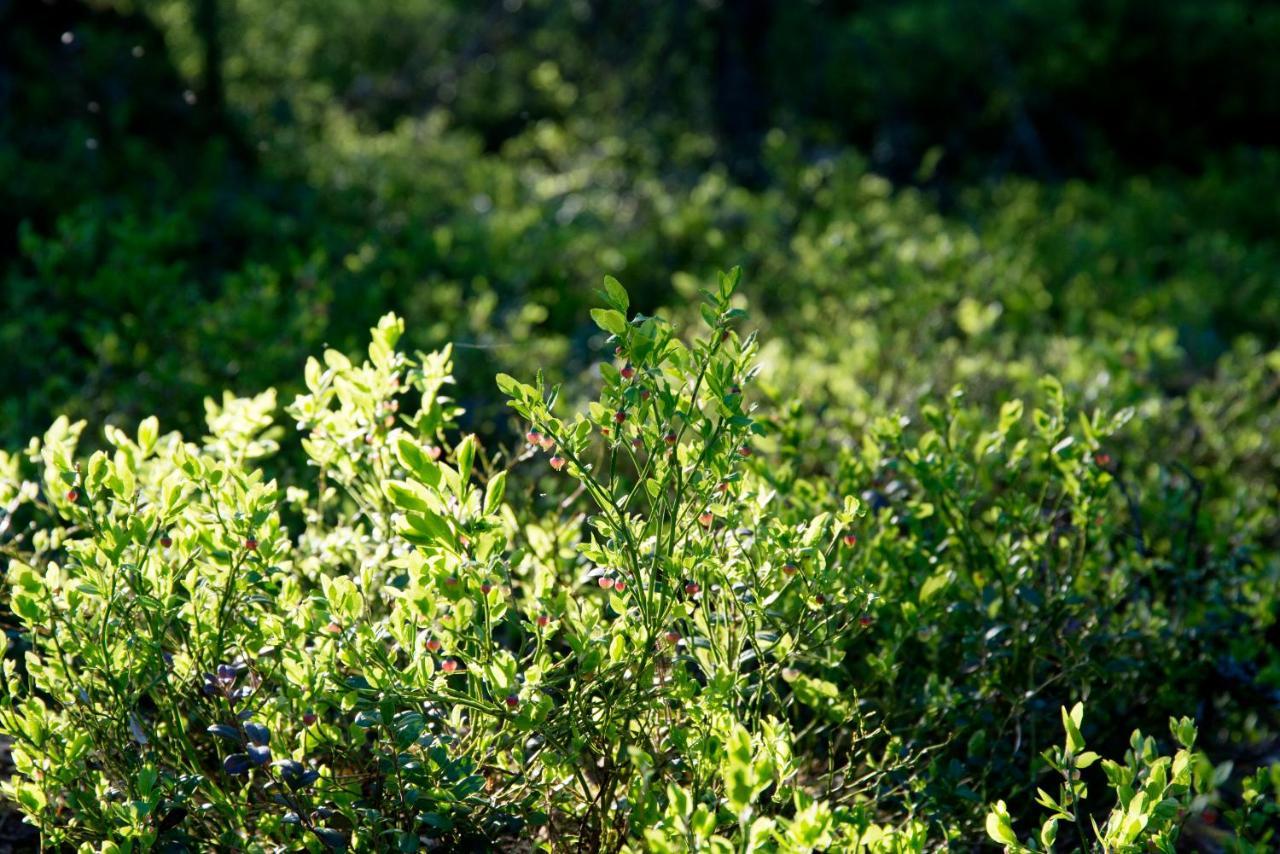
<box><xmin>4</xmin><ymin>1</ymin><xmax>1280</xmax><ymax>849</ymax></box>
<box><xmin>2</xmin><ymin>277</ymin><xmax>1277</xmax><ymax>850</ymax></box>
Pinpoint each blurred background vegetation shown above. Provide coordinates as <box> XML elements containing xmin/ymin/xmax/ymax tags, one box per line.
<box><xmin>4</xmin><ymin>0</ymin><xmax>1279</xmax><ymax>448</ymax></box>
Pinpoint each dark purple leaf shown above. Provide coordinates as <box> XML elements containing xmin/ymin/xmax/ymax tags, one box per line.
<box><xmin>223</xmin><ymin>753</ymin><xmax>252</xmax><ymax>775</ymax></box>
<box><xmin>158</xmin><ymin>806</ymin><xmax>187</xmax><ymax>832</ymax></box>
<box><xmin>312</xmin><ymin>827</ymin><xmax>348</xmax><ymax>851</ymax></box>
<box><xmin>275</xmin><ymin>759</ymin><xmax>305</xmax><ymax>787</ymax></box>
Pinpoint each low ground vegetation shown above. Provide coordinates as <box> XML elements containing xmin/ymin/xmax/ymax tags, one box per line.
<box><xmin>2</xmin><ymin>275</ymin><xmax>1277</xmax><ymax>850</ymax></box>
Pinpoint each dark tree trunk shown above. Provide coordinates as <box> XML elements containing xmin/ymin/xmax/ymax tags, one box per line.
<box><xmin>195</xmin><ymin>0</ymin><xmax>225</xmax><ymax>119</ymax></box>
<box><xmin>711</xmin><ymin>0</ymin><xmax>774</xmax><ymax>187</ymax></box>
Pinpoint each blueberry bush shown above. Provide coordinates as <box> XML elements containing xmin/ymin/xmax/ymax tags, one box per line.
<box><xmin>2</xmin><ymin>273</ymin><xmax>1277</xmax><ymax>850</ymax></box>
<box><xmin>4</xmin><ymin>1</ymin><xmax>1280</xmax><ymax>849</ymax></box>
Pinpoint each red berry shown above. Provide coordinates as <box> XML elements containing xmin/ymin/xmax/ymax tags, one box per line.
<box><xmin>505</xmin><ymin>694</ymin><xmax>520</xmax><ymax>708</ymax></box>
<box><xmin>66</xmin><ymin>489</ymin><xmax>79</xmax><ymax>503</ymax></box>
<box><xmin>303</xmin><ymin>713</ymin><xmax>318</xmax><ymax>726</ymax></box>
<box><xmin>160</xmin><ymin>536</ymin><xmax>173</xmax><ymax>548</ymax></box>
<box><xmin>665</xmin><ymin>630</ymin><xmax>680</xmax><ymax>644</ymax></box>
<box><xmin>614</xmin><ymin>411</ymin><xmax>626</xmax><ymax>424</ymax></box>
<box><xmin>598</xmin><ymin>576</ymin><xmax>614</xmax><ymax>590</ymax></box>
<box><xmin>684</xmin><ymin>582</ymin><xmax>700</xmax><ymax>596</ymax></box>
<box><xmin>717</xmin><ymin>481</ymin><xmax>729</xmax><ymax>493</ymax></box>
<box><xmin>738</xmin><ymin>446</ymin><xmax>752</xmax><ymax>458</ymax></box>
<box><xmin>613</xmin><ymin>578</ymin><xmax>626</xmax><ymax>592</ymax></box>
<box><xmin>859</xmin><ymin>614</ymin><xmax>873</xmax><ymax>627</ymax></box>
<box><xmin>426</xmin><ymin>638</ymin><xmax>442</xmax><ymax>653</ymax></box>
<box><xmin>698</xmin><ymin>512</ymin><xmax>714</xmax><ymax>527</ymax></box>
<box><xmin>1096</xmin><ymin>453</ymin><xmax>1112</xmax><ymax>467</ymax></box>
<box><xmin>549</xmin><ymin>455</ymin><xmax>566</xmax><ymax>471</ymax></box>
<box><xmin>245</xmin><ymin>537</ymin><xmax>258</xmax><ymax>551</ymax></box>
<box><xmin>536</xmin><ymin>614</ymin><xmax>549</xmax><ymax>627</ymax></box>
<box><xmin>620</xmin><ymin>365</ymin><xmax>635</xmax><ymax>380</ymax></box>
<box><xmin>631</xmin><ymin>437</ymin><xmax>644</xmax><ymax>450</ymax></box>
<box><xmin>640</xmin><ymin>389</ymin><xmax>651</xmax><ymax>400</ymax></box>
<box><xmin>664</xmin><ymin>432</ymin><xmax>677</xmax><ymax>445</ymax></box>
<box><xmin>481</xmin><ymin>581</ymin><xmax>493</xmax><ymax>595</ymax></box>
<box><xmin>782</xmin><ymin>563</ymin><xmax>798</xmax><ymax>576</ymax></box>
<box><xmin>441</xmin><ymin>658</ymin><xmax>458</xmax><ymax>674</ymax></box>
<box><xmin>843</xmin><ymin>534</ymin><xmax>857</xmax><ymax>547</ymax></box>
<box><xmin>815</xmin><ymin>594</ymin><xmax>826</xmax><ymax>605</ymax></box>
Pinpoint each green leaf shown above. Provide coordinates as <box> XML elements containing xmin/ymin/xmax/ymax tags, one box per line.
<box><xmin>998</xmin><ymin>399</ymin><xmax>1024</xmax><ymax>434</ymax></box>
<box><xmin>495</xmin><ymin>373</ymin><xmax>523</xmax><ymax>398</ymax></box>
<box><xmin>483</xmin><ymin>471</ymin><xmax>507</xmax><ymax>515</ymax></box>
<box><xmin>322</xmin><ymin>575</ymin><xmax>361</xmax><ymax>621</ymax></box>
<box><xmin>722</xmin><ymin>723</ymin><xmax>756</xmax><ymax>815</ymax></box>
<box><xmin>920</xmin><ymin>569</ymin><xmax>953</xmax><ymax>603</ymax></box>
<box><xmin>1169</xmin><ymin>715</ymin><xmax>1197</xmax><ymax>750</ymax></box>
<box><xmin>386</xmin><ymin>480</ymin><xmax>434</xmax><ymax>513</ymax></box>
<box><xmin>609</xmin><ymin>633</ymin><xmax>627</xmax><ymax>662</ymax></box>
<box><xmin>137</xmin><ymin>416</ymin><xmax>159</xmax><ymax>455</ymax></box>
<box><xmin>985</xmin><ymin>802</ymin><xmax>1018</xmax><ymax>846</ymax></box>
<box><xmin>718</xmin><ymin>267</ymin><xmax>741</xmax><ymax>299</ymax></box>
<box><xmin>590</xmin><ymin>308</ymin><xmax>627</xmax><ymax>336</ymax></box>
<box><xmin>1062</xmin><ymin>703</ymin><xmax>1086</xmax><ymax>754</ymax></box>
<box><xmin>14</xmin><ymin>783</ymin><xmax>47</xmax><ymax>813</ymax></box>
<box><xmin>395</xmin><ymin>438</ymin><xmax>441</xmax><ymax>487</ymax></box>
<box><xmin>699</xmin><ymin>303</ymin><xmax>718</xmax><ymax>329</ymax></box>
<box><xmin>747</xmin><ymin>816</ymin><xmax>776</xmax><ymax>851</ymax></box>
<box><xmin>791</xmin><ymin>675</ymin><xmax>851</xmax><ymax>722</ymax></box>
<box><xmin>12</xmin><ymin>593</ymin><xmax>44</xmax><ymax>623</ymax></box>
<box><xmin>1040</xmin><ymin>817</ymin><xmax>1059</xmax><ymax>849</ymax></box>
<box><xmin>304</xmin><ymin>355</ymin><xmax>323</xmax><ymax>391</ymax></box>
<box><xmin>456</xmin><ymin>434</ymin><xmax>477</xmax><ymax>488</ymax></box>
<box><xmin>602</xmin><ymin>275</ymin><xmax>629</xmax><ymax>312</ymax></box>
<box><xmin>399</xmin><ymin>509</ymin><xmax>455</xmax><ymax>547</ymax></box>
<box><xmin>1075</xmin><ymin>751</ymin><xmax>1101</xmax><ymax>769</ymax></box>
